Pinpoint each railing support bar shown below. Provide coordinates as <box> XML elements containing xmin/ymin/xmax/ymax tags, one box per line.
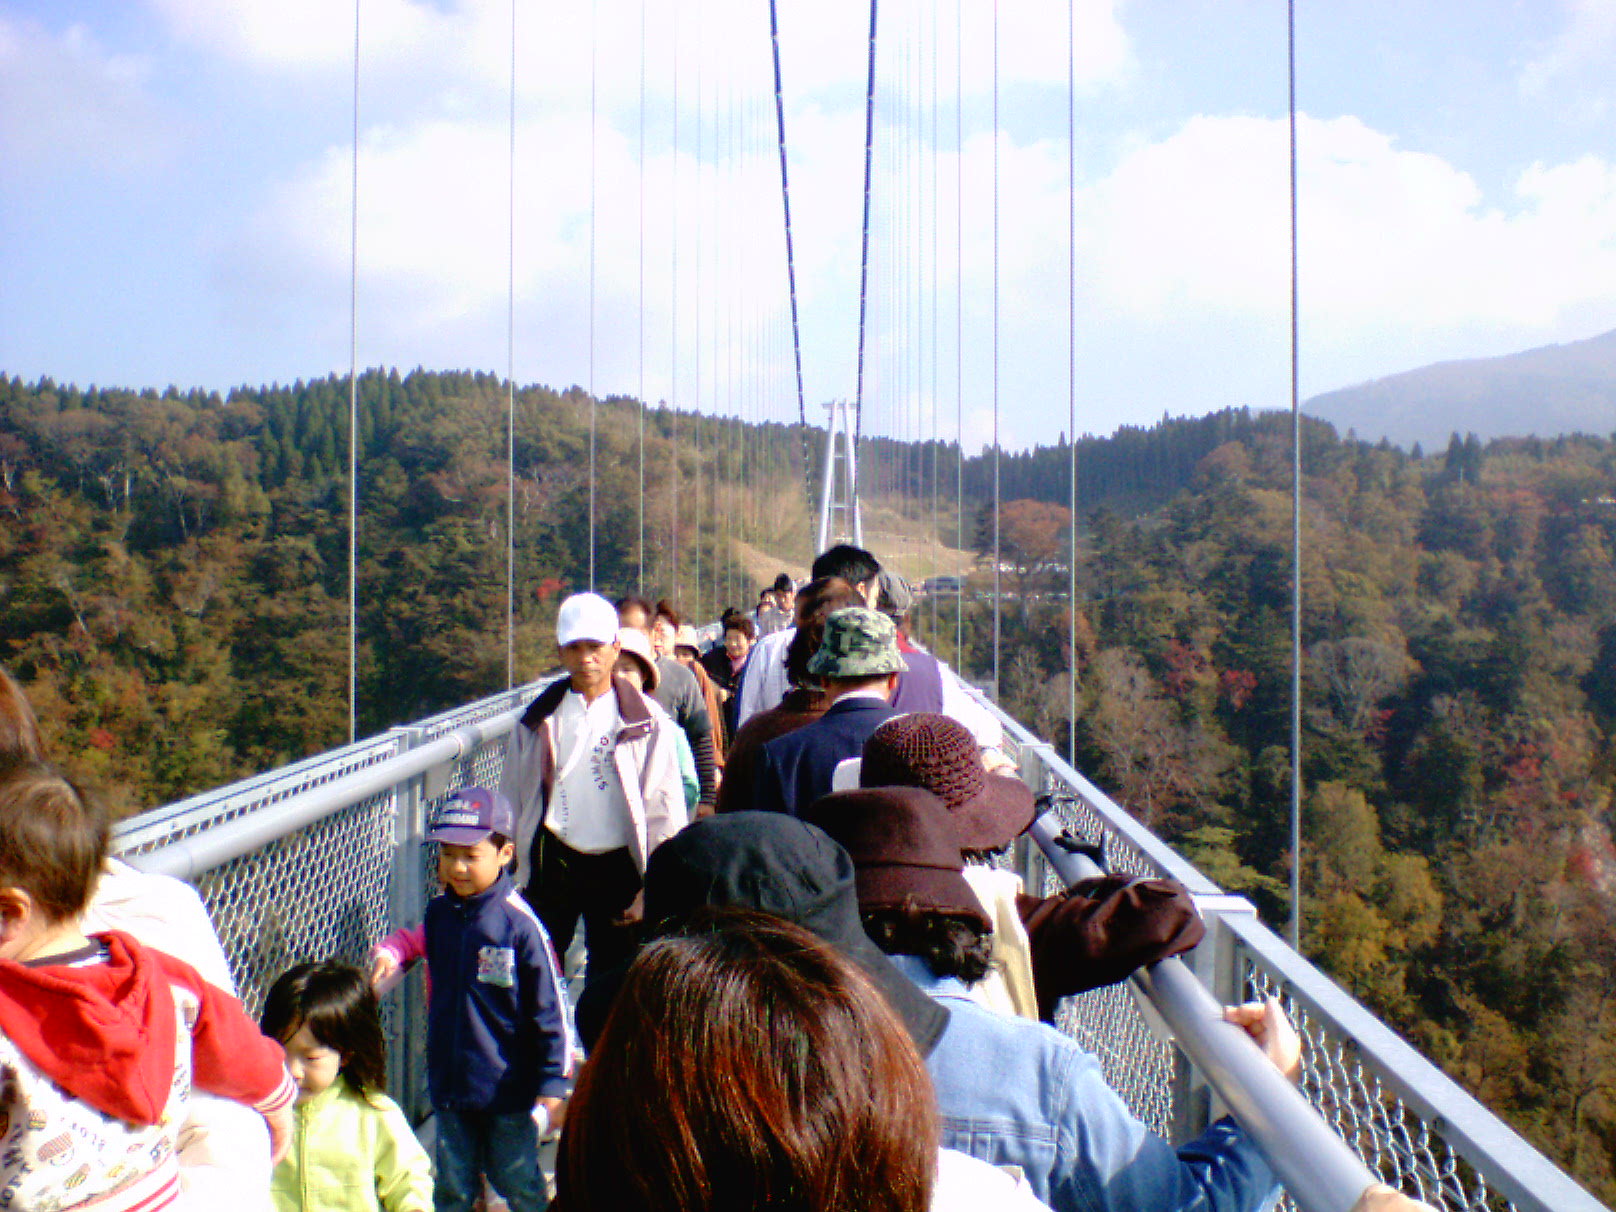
<box><xmin>1026</xmin><ymin>814</ymin><xmax>1376</xmax><ymax>1212</ymax></box>
<box><xmin>129</xmin><ymin>712</ymin><xmax>525</xmax><ymax>882</ymax></box>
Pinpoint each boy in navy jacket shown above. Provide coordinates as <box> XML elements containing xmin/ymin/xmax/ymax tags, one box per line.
<box><xmin>419</xmin><ymin>787</ymin><xmax>573</xmax><ymax>1212</ymax></box>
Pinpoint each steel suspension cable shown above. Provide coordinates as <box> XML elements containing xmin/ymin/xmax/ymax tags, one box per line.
<box><xmin>588</xmin><ymin>0</ymin><xmax>598</xmax><ymax>592</ymax></box>
<box><xmin>347</xmin><ymin>0</ymin><xmax>361</xmax><ymax>744</ymax></box>
<box><xmin>953</xmin><ymin>0</ymin><xmax>964</xmax><ymax>669</ymax></box>
<box><xmin>694</xmin><ymin>4</ymin><xmax>704</xmax><ymax>616</ymax></box>
<box><xmin>1288</xmin><ymin>0</ymin><xmax>1304</xmax><ymax>950</ymax></box>
<box><xmin>1067</xmin><ymin>0</ymin><xmax>1077</xmax><ymax>762</ymax></box>
<box><xmin>853</xmin><ymin>0</ymin><xmax>880</xmax><ymax>450</ymax></box>
<box><xmin>928</xmin><ymin>0</ymin><xmax>940</xmax><ymax>644</ymax></box>
<box><xmin>991</xmin><ymin>0</ymin><xmax>1001</xmax><ymax>702</ymax></box>
<box><xmin>766</xmin><ymin>0</ymin><xmax>814</xmax><ymax>544</ymax></box>
<box><xmin>506</xmin><ymin>0</ymin><xmax>516</xmax><ymax>688</ymax></box>
<box><xmin>637</xmin><ymin>0</ymin><xmax>647</xmax><ymax>594</ymax></box>
<box><xmin>670</xmin><ymin>0</ymin><xmax>681</xmax><ymax>599</ymax></box>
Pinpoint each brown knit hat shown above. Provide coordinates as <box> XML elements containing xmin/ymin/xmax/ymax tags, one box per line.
<box><xmin>860</xmin><ymin>713</ymin><xmax>1036</xmax><ymax>852</ymax></box>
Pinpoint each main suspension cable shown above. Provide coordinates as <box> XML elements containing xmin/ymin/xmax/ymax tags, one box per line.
<box><xmin>637</xmin><ymin>0</ymin><xmax>647</xmax><ymax>594</ymax></box>
<box><xmin>588</xmin><ymin>0</ymin><xmax>598</xmax><ymax>591</ymax></box>
<box><xmin>1287</xmin><ymin>0</ymin><xmax>1305</xmax><ymax>950</ymax></box>
<box><xmin>853</xmin><ymin>0</ymin><xmax>880</xmax><ymax>450</ymax></box>
<box><xmin>765</xmin><ymin>0</ymin><xmax>814</xmax><ymax>552</ymax></box>
<box><xmin>991</xmin><ymin>0</ymin><xmax>1002</xmax><ymax>701</ymax></box>
<box><xmin>1067</xmin><ymin>0</ymin><xmax>1077</xmax><ymax>762</ymax></box>
<box><xmin>506</xmin><ymin>0</ymin><xmax>516</xmax><ymax>687</ymax></box>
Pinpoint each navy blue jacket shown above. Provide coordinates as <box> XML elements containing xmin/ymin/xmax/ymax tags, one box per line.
<box><xmin>752</xmin><ymin>696</ymin><xmax>898</xmax><ymax>816</ymax></box>
<box><xmin>424</xmin><ymin>872</ymin><xmax>574</xmax><ymax>1112</ymax></box>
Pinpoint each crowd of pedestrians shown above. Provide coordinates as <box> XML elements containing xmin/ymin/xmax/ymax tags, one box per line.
<box><xmin>0</xmin><ymin>547</ymin><xmax>1435</xmax><ymax>1212</ymax></box>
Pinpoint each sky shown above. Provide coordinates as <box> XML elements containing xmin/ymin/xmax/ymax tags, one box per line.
<box><xmin>2</xmin><ymin>0</ymin><xmax>1615</xmax><ymax>453</ymax></box>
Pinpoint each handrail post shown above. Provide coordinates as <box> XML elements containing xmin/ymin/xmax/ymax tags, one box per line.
<box><xmin>1176</xmin><ymin>893</ymin><xmax>1261</xmax><ymax>1141</ymax></box>
<box><xmin>386</xmin><ymin>726</ymin><xmax>427</xmax><ymax>1120</ymax></box>
<box><xmin>1012</xmin><ymin>740</ymin><xmax>1056</xmax><ymax>892</ymax></box>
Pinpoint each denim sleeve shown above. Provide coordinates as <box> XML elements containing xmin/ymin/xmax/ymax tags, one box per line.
<box><xmin>1054</xmin><ymin>1047</ymin><xmax>1281</xmax><ymax>1212</ymax></box>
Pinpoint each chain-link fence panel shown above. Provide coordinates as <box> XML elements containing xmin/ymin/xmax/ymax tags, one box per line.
<box><xmin>111</xmin><ymin>675</ymin><xmax>1603</xmax><ymax>1208</ymax></box>
<box><xmin>114</xmin><ymin>736</ymin><xmax>406</xmax><ymax>858</ymax></box>
<box><xmin>1239</xmin><ymin>951</ymin><xmax>1519</xmax><ymax>1212</ymax></box>
<box><xmin>110</xmin><ymin>684</ymin><xmax>543</xmax><ymax>1125</ymax></box>
<box><xmin>187</xmin><ymin>790</ymin><xmax>398</xmax><ymax>1017</ymax></box>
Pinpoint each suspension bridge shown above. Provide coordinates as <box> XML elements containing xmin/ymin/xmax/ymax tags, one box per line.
<box><xmin>15</xmin><ymin>0</ymin><xmax>1612</xmax><ymax>1209</ymax></box>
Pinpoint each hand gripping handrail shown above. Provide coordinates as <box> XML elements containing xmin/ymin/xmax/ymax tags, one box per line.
<box><xmin>129</xmin><ymin>710</ymin><xmax>525</xmax><ymax>882</ymax></box>
<box><xmin>1026</xmin><ymin>813</ymin><xmax>1378</xmax><ymax>1212</ymax></box>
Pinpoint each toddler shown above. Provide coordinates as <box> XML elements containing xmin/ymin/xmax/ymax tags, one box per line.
<box><xmin>262</xmin><ymin>960</ymin><xmax>432</xmax><ymax>1212</ymax></box>
<box><xmin>0</xmin><ymin>761</ymin><xmax>295</xmax><ymax>1210</ymax></box>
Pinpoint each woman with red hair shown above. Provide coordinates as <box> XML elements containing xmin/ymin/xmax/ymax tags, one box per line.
<box><xmin>555</xmin><ymin>910</ymin><xmax>1048</xmax><ymax>1212</ymax></box>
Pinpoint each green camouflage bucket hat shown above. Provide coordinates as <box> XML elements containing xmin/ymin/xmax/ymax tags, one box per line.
<box><xmin>807</xmin><ymin>607</ymin><xmax>910</xmax><ymax>679</ymax></box>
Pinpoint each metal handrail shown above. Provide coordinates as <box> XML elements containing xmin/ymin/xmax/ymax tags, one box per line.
<box><xmin>1225</xmin><ymin>914</ymin><xmax>1608</xmax><ymax>1212</ymax></box>
<box><xmin>127</xmin><ymin>710</ymin><xmax>524</xmax><ymax>880</ymax></box>
<box><xmin>1027</xmin><ymin>814</ymin><xmax>1377</xmax><ymax>1212</ymax></box>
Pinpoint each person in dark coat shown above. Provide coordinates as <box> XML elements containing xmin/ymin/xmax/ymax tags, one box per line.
<box><xmin>751</xmin><ymin>607</ymin><xmax>905</xmax><ymax>817</ymax></box>
<box><xmin>716</xmin><ymin>577</ymin><xmax>864</xmax><ymax>814</ymax></box>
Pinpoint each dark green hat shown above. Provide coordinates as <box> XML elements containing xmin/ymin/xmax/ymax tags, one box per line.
<box><xmin>806</xmin><ymin>607</ymin><xmax>909</xmax><ymax>678</ymax></box>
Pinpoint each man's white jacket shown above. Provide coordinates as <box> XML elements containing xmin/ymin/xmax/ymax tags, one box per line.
<box><xmin>499</xmin><ymin>674</ymin><xmax>688</xmax><ymax>882</ymax></box>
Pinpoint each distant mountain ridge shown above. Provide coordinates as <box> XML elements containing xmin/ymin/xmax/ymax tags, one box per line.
<box><xmin>1306</xmin><ymin>328</ymin><xmax>1616</xmax><ymax>450</ymax></box>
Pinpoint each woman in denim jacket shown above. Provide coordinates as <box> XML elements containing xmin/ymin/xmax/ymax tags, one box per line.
<box><xmin>805</xmin><ymin>785</ymin><xmax>1293</xmax><ymax>1212</ymax></box>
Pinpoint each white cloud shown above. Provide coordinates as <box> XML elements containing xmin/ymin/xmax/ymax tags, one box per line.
<box><xmin>849</xmin><ymin>109</ymin><xmax>1616</xmax><ymax>446</ymax></box>
<box><xmin>1521</xmin><ymin>0</ymin><xmax>1616</xmax><ymax>97</ymax></box>
<box><xmin>0</xmin><ymin>15</ymin><xmax>171</xmax><ymax>170</ymax></box>
<box><xmin>146</xmin><ymin>1</ymin><xmax>1616</xmax><ymax>446</ymax></box>
<box><xmin>146</xmin><ymin>0</ymin><xmax>449</xmax><ymax>73</ymax></box>
<box><xmin>1079</xmin><ymin>114</ymin><xmax>1616</xmax><ymax>343</ymax></box>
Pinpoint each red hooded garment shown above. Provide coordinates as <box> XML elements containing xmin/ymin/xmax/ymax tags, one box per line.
<box><xmin>0</xmin><ymin>930</ymin><xmax>295</xmax><ymax>1211</ymax></box>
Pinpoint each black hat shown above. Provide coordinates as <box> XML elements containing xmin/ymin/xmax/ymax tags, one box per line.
<box><xmin>577</xmin><ymin>813</ymin><xmax>948</xmax><ymax>1056</ymax></box>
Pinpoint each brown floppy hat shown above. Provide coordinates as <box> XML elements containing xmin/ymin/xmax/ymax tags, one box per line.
<box><xmin>801</xmin><ymin>786</ymin><xmax>991</xmax><ymax>931</ymax></box>
<box><xmin>860</xmin><ymin>713</ymin><xmax>1036</xmax><ymax>852</ymax></box>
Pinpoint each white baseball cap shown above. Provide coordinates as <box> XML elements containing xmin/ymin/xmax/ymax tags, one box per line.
<box><xmin>556</xmin><ymin>592</ymin><xmax>621</xmax><ymax>647</ymax></box>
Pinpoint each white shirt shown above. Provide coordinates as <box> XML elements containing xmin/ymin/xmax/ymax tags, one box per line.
<box><xmin>546</xmin><ymin>689</ymin><xmax>633</xmax><ymax>854</ymax></box>
<box><xmin>735</xmin><ymin>626</ymin><xmax>796</xmax><ymax>728</ymax></box>
<box><xmin>933</xmin><ymin>1149</ymin><xmax>1052</xmax><ymax>1211</ymax></box>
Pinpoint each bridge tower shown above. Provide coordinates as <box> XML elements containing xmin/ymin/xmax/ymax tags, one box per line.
<box><xmin>815</xmin><ymin>399</ymin><xmax>864</xmax><ymax>553</ymax></box>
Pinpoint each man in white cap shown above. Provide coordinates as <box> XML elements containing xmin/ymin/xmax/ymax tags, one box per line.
<box><xmin>498</xmin><ymin>592</ymin><xmax>687</xmax><ymax>978</ymax></box>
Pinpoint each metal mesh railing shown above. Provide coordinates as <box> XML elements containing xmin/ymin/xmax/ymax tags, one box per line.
<box><xmin>110</xmin><ymin>683</ymin><xmax>549</xmax><ymax>1121</ymax></box>
<box><xmin>973</xmin><ymin>688</ymin><xmax>1605</xmax><ymax>1212</ymax></box>
<box><xmin>1005</xmin><ymin>788</ymin><xmax>1178</xmax><ymax>1138</ymax></box>
<box><xmin>1240</xmin><ymin>960</ymin><xmax>1504</xmax><ymax>1212</ymax></box>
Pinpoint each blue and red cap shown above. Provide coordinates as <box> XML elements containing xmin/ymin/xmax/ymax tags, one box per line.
<box><xmin>428</xmin><ymin>786</ymin><xmax>516</xmax><ymax>847</ymax></box>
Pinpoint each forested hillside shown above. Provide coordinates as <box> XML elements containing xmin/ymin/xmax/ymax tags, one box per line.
<box><xmin>3</xmin><ymin>370</ymin><xmax>1614</xmax><ymax>1195</ymax></box>
<box><xmin>0</xmin><ymin>369</ymin><xmax>809</xmax><ymax>811</ymax></box>
<box><xmin>908</xmin><ymin>417</ymin><xmax>1616</xmax><ymax>1199</ymax></box>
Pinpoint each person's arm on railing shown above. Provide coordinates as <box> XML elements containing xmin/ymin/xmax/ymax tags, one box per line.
<box><xmin>1017</xmin><ymin>874</ymin><xmax>1205</xmax><ymax>1020</ymax></box>
<box><xmin>1026</xmin><ymin>813</ymin><xmax>1385</xmax><ymax>1212</ymax></box>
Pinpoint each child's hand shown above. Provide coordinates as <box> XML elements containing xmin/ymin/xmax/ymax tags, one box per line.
<box><xmin>370</xmin><ymin>948</ymin><xmax>399</xmax><ymax>989</ymax></box>
<box><xmin>1223</xmin><ymin>999</ymin><xmax>1302</xmax><ymax>1083</ymax></box>
<box><xmin>264</xmin><ymin>1103</ymin><xmax>294</xmax><ymax>1164</ymax></box>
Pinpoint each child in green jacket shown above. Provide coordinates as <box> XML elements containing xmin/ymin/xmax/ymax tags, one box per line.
<box><xmin>263</xmin><ymin>961</ymin><xmax>433</xmax><ymax>1212</ymax></box>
